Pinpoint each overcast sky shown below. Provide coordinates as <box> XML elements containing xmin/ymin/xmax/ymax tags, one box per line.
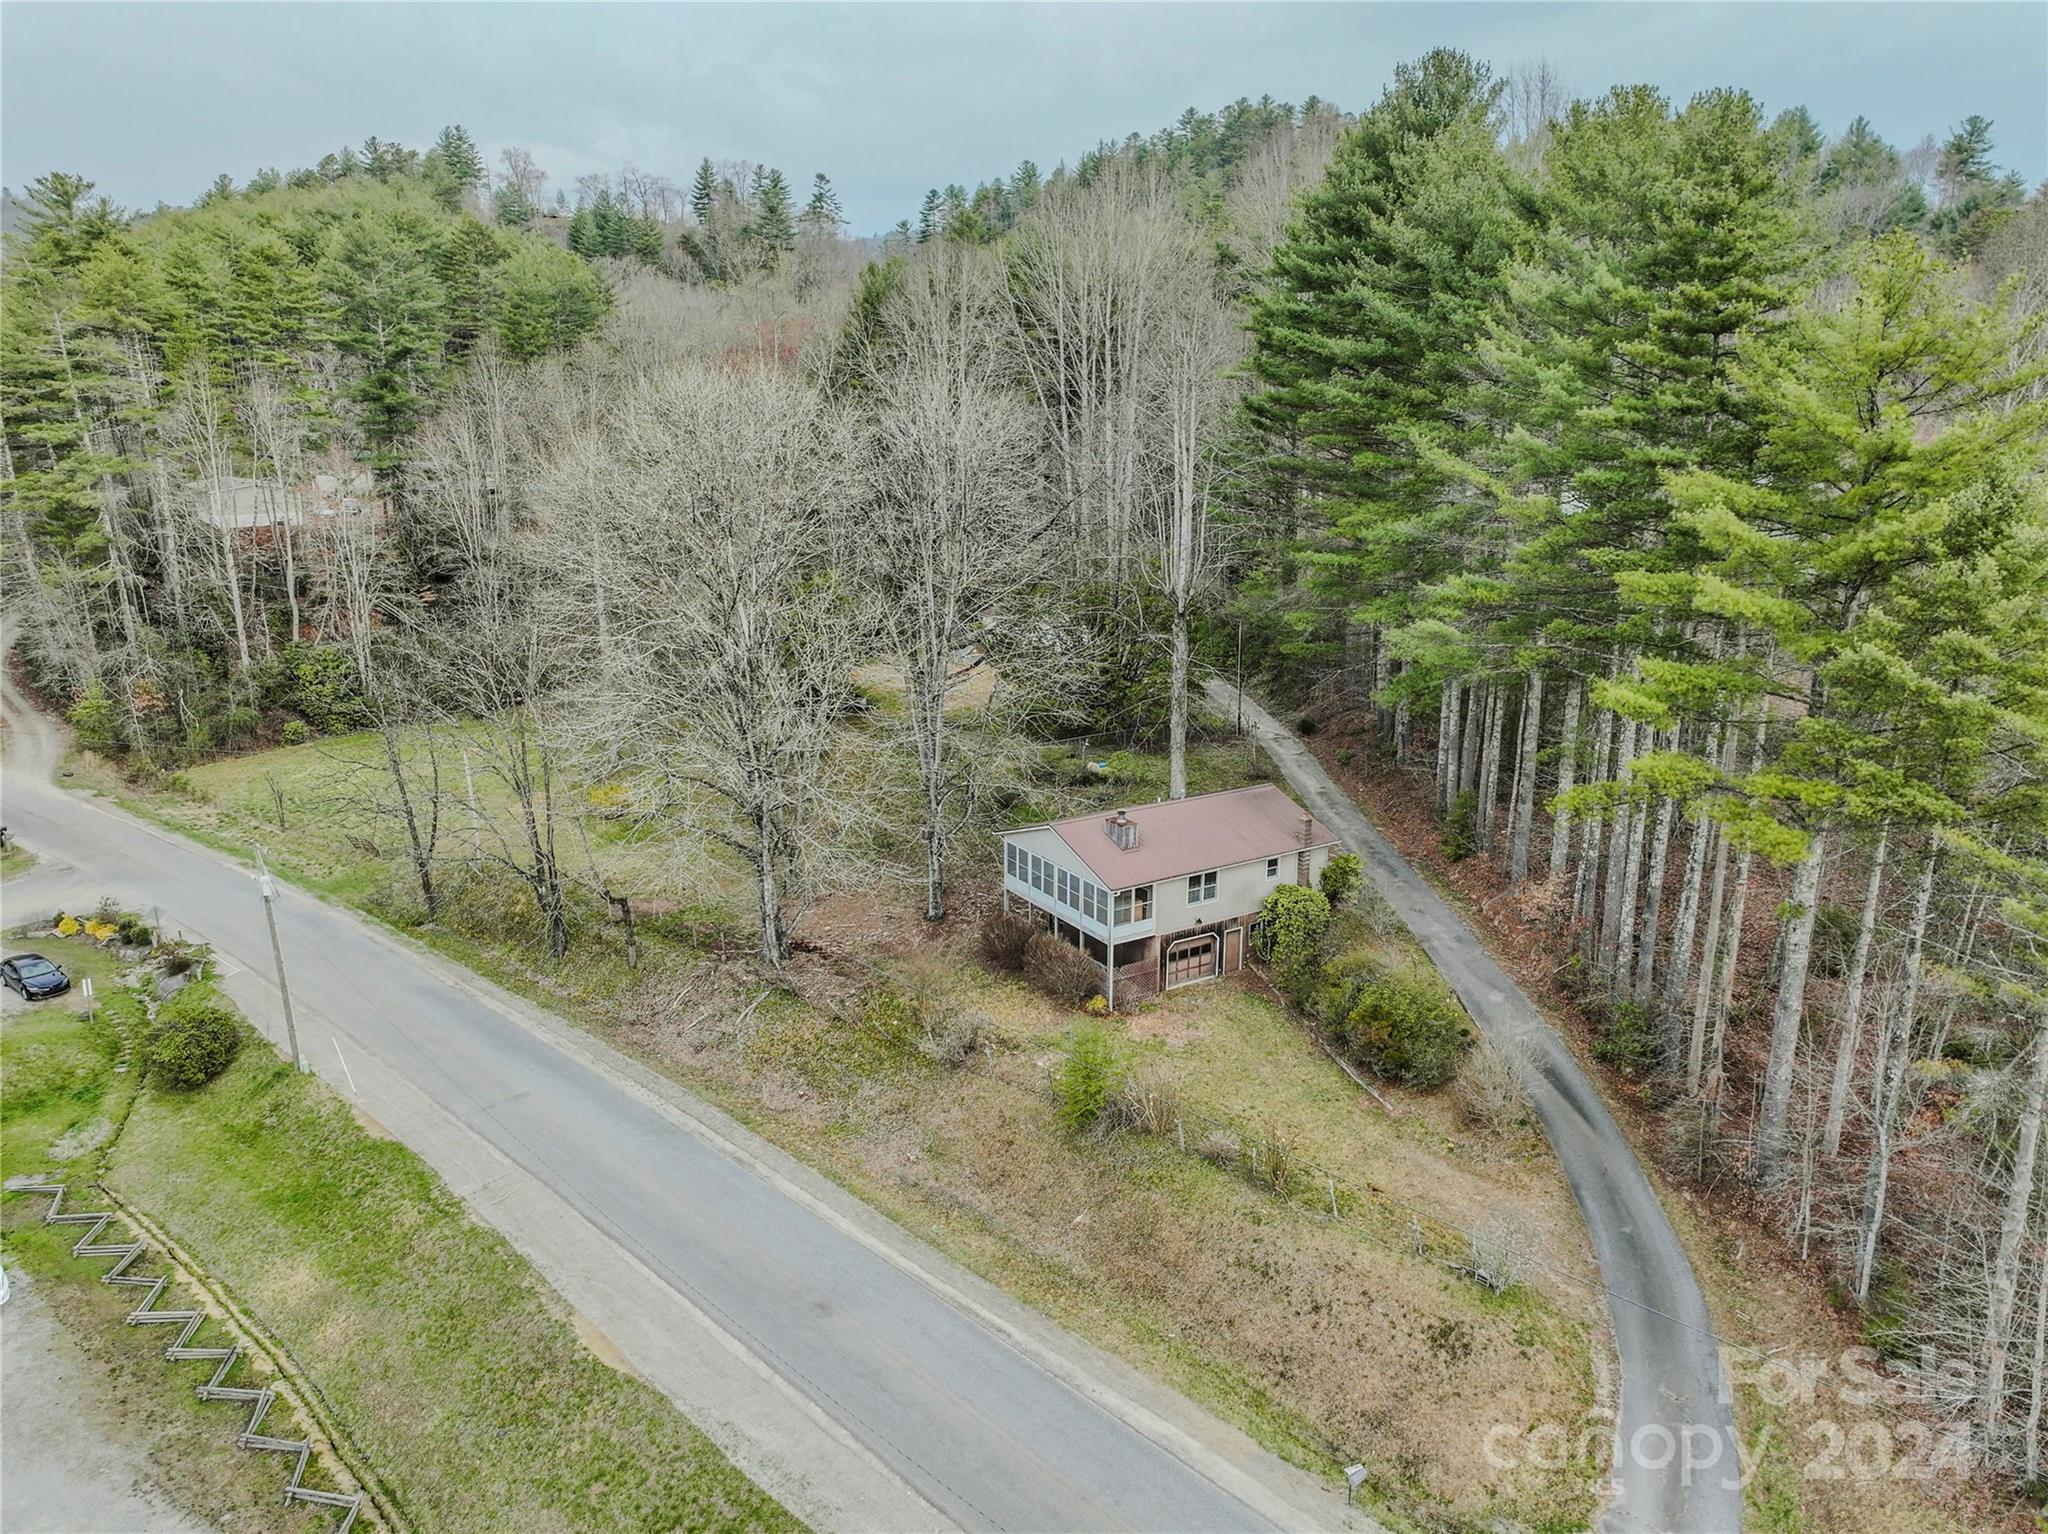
<box><xmin>4</xmin><ymin>2</ymin><xmax>2042</xmax><ymax>233</ymax></box>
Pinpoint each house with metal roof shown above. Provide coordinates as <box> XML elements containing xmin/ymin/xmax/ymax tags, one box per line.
<box><xmin>1000</xmin><ymin>784</ymin><xmax>1342</xmax><ymax>1007</ymax></box>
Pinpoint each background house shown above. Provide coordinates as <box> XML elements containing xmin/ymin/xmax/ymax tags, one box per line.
<box><xmin>1001</xmin><ymin>784</ymin><xmax>1341</xmax><ymax>1006</ymax></box>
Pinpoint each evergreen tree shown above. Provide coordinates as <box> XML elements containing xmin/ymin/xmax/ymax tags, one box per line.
<box><xmin>1941</xmin><ymin>114</ymin><xmax>1997</xmax><ymax>186</ymax></box>
<box><xmin>750</xmin><ymin>168</ymin><xmax>795</xmax><ymax>257</ymax></box>
<box><xmin>1817</xmin><ymin>116</ymin><xmax>1926</xmax><ymax>235</ymax></box>
<box><xmin>916</xmin><ymin>189</ymin><xmax>941</xmax><ymax>243</ymax></box>
<box><xmin>433</xmin><ymin>124</ymin><xmax>485</xmax><ymax>188</ymax></box>
<box><xmin>493</xmin><ymin>183</ymin><xmax>536</xmax><ymax>229</ymax></box>
<box><xmin>689</xmin><ymin>157</ymin><xmax>719</xmax><ymax>223</ymax></box>
<box><xmin>435</xmin><ymin>217</ymin><xmax>509</xmax><ymax>357</ymax></box>
<box><xmin>567</xmin><ymin>204</ymin><xmax>598</xmax><ymax>257</ymax></box>
<box><xmin>493</xmin><ymin>242</ymin><xmax>610</xmax><ymax>360</ymax></box>
<box><xmin>321</xmin><ymin>208</ymin><xmax>451</xmax><ymax>461</ymax></box>
<box><xmin>1243</xmin><ymin>49</ymin><xmax>1526</xmax><ymax>660</ymax></box>
<box><xmin>221</xmin><ymin>234</ymin><xmax>326</xmax><ymax>370</ymax></box>
<box><xmin>1011</xmin><ymin>160</ymin><xmax>1042</xmax><ymax>215</ymax></box>
<box><xmin>15</xmin><ymin>172</ymin><xmax>122</xmax><ymax>271</ymax></box>
<box><xmin>1929</xmin><ymin>115</ymin><xmax>2024</xmax><ymax>256</ymax></box>
<box><xmin>1619</xmin><ymin>234</ymin><xmax>2048</xmax><ymax>1180</ymax></box>
<box><xmin>627</xmin><ymin>215</ymin><xmax>666</xmax><ymax>266</ymax></box>
<box><xmin>802</xmin><ymin>172</ymin><xmax>844</xmax><ymax>231</ymax></box>
<box><xmin>1469</xmin><ymin>85</ymin><xmax>1805</xmax><ymax>663</ymax></box>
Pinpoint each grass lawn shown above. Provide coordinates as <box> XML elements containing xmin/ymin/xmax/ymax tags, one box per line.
<box><xmin>68</xmin><ymin>723</ymin><xmax>1604</xmax><ymax>1531</ymax></box>
<box><xmin>2</xmin><ymin>929</ymin><xmax>802</xmax><ymax>1534</ymax></box>
<box><xmin>1</xmin><ymin>839</ymin><xmax>36</xmax><ymax>879</ymax></box>
<box><xmin>2</xmin><ymin>935</ymin><xmax>334</xmax><ymax>1531</ymax></box>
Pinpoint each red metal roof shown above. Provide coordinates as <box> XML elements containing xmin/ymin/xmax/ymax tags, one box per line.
<box><xmin>1019</xmin><ymin>784</ymin><xmax>1341</xmax><ymax>889</ymax></box>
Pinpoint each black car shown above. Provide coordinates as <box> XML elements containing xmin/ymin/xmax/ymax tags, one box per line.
<box><xmin>2</xmin><ymin>953</ymin><xmax>71</xmax><ymax>1000</ymax></box>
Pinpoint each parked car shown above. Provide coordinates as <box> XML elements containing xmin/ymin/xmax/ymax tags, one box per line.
<box><xmin>2</xmin><ymin>953</ymin><xmax>71</xmax><ymax>1000</ymax></box>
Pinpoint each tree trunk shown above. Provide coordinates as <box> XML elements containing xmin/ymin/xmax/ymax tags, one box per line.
<box><xmin>909</xmin><ymin>660</ymin><xmax>951</xmax><ymax>919</ymax></box>
<box><xmin>1549</xmin><ymin>676</ymin><xmax>1581</xmax><ymax>885</ymax></box>
<box><xmin>1478</xmin><ymin>684</ymin><xmax>1507</xmax><ymax>852</ymax></box>
<box><xmin>381</xmin><ymin>720</ymin><xmax>439</xmax><ymax>919</ymax></box>
<box><xmin>1854</xmin><ymin>854</ymin><xmax>1937</xmax><ymax>1300</ymax></box>
<box><xmin>2023</xmin><ymin>1215</ymin><xmax>2047</xmax><ymax>1485</ymax></box>
<box><xmin>1705</xmin><ymin>843</ymin><xmax>1755</xmax><ymax>1104</ymax></box>
<box><xmin>1980</xmin><ymin>1019</ymin><xmax>2048</xmax><ymax>1452</ymax></box>
<box><xmin>1632</xmin><ymin>728</ymin><xmax>1679</xmax><ymax>1011</ymax></box>
<box><xmin>755</xmin><ymin>816</ymin><xmax>786</xmax><ymax>968</ymax></box>
<box><xmin>1821</xmin><ymin>825</ymin><xmax>1889</xmax><ymax>1157</ymax></box>
<box><xmin>1612</xmin><ymin>767</ymin><xmax>1652</xmax><ymax>995</ymax></box>
<box><xmin>1509</xmin><ymin>670</ymin><xmax>1543</xmax><ymax>882</ymax></box>
<box><xmin>1436</xmin><ymin>685</ymin><xmax>1456</xmax><ymax>813</ymax></box>
<box><xmin>1598</xmin><ymin>715</ymin><xmax>1638</xmax><ymax>981</ymax></box>
<box><xmin>1686</xmin><ymin>822</ymin><xmax>1729</xmax><ymax>1095</ymax></box>
<box><xmin>1756</xmin><ymin>828</ymin><xmax>1830</xmax><ymax>1186</ymax></box>
<box><xmin>1662</xmin><ymin>783</ymin><xmax>1712</xmax><ymax>1033</ymax></box>
<box><xmin>1459</xmin><ymin>680</ymin><xmax>1484</xmax><ymax>797</ymax></box>
<box><xmin>1168</xmin><ymin>597</ymin><xmax>1190</xmax><ymax>800</ymax></box>
<box><xmin>1573</xmin><ymin>706</ymin><xmax>1614</xmax><ymax>951</ymax></box>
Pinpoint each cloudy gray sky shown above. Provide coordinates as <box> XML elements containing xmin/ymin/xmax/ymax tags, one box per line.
<box><xmin>4</xmin><ymin>2</ymin><xmax>2042</xmax><ymax>233</ymax></box>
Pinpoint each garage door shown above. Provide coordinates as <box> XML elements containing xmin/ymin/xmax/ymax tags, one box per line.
<box><xmin>1164</xmin><ymin>935</ymin><xmax>1217</xmax><ymax>988</ymax></box>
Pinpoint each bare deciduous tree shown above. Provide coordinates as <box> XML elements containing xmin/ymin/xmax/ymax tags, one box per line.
<box><xmin>549</xmin><ymin>363</ymin><xmax>867</xmax><ymax>965</ymax></box>
<box><xmin>857</xmin><ymin>248</ymin><xmax>1057</xmax><ymax>918</ymax></box>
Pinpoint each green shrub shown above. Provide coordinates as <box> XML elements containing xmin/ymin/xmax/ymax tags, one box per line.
<box><xmin>145</xmin><ymin>989</ymin><xmax>244</xmax><ymax>1089</ymax></box>
<box><xmin>280</xmin><ymin>719</ymin><xmax>312</xmax><ymax>746</ymax></box>
<box><xmin>1594</xmin><ymin>999</ymin><xmax>1658</xmax><ymax>1073</ymax></box>
<box><xmin>1252</xmin><ymin>884</ymin><xmax>1331</xmax><ymax>1004</ymax></box>
<box><xmin>1297</xmin><ymin>715</ymin><xmax>1319</xmax><ymax>736</ymax></box>
<box><xmin>1052</xmin><ymin>1022</ymin><xmax>1124</xmax><ymax>1133</ymax></box>
<box><xmin>69</xmin><ymin>679</ymin><xmax>121</xmax><ymax>753</ymax></box>
<box><xmin>1441</xmin><ymin>790</ymin><xmax>1478</xmax><ymax>861</ymax></box>
<box><xmin>115</xmin><ymin>915</ymin><xmax>154</xmax><ymax>947</ymax></box>
<box><xmin>223</xmin><ymin>704</ymin><xmax>261</xmax><ymax>745</ymax></box>
<box><xmin>254</xmin><ymin>644</ymin><xmax>370</xmax><ymax>734</ymax></box>
<box><xmin>1336</xmin><ymin>968</ymin><xmax>1473</xmax><ymax>1089</ymax></box>
<box><xmin>1022</xmin><ymin>932</ymin><xmax>1105</xmax><ymax>1007</ymax></box>
<box><xmin>1319</xmin><ymin>852</ymin><xmax>1363</xmax><ymax>907</ymax></box>
<box><xmin>977</xmin><ymin>910</ymin><xmax>1040</xmax><ymax>972</ymax></box>
<box><xmin>156</xmin><ymin>940</ymin><xmax>210</xmax><ymax>977</ymax></box>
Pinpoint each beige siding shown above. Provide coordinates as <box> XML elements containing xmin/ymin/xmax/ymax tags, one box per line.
<box><xmin>1151</xmin><ymin>844</ymin><xmax>1333</xmax><ymax>932</ymax></box>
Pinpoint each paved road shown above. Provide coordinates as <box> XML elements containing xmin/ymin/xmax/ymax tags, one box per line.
<box><xmin>1</xmin><ymin>1268</ymin><xmax>213</xmax><ymax>1534</ymax></box>
<box><xmin>1207</xmin><ymin>682</ymin><xmax>1743</xmax><ymax>1534</ymax></box>
<box><xmin>1</xmin><ymin>652</ymin><xmax>1360</xmax><ymax>1534</ymax></box>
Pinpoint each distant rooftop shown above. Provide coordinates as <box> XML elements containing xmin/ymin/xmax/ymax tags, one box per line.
<box><xmin>1015</xmin><ymin>784</ymin><xmax>1340</xmax><ymax>889</ymax></box>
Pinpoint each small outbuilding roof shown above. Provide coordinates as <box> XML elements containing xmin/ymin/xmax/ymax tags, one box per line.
<box><xmin>1011</xmin><ymin>783</ymin><xmax>1341</xmax><ymax>889</ymax></box>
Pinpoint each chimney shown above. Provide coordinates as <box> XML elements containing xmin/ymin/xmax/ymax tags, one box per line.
<box><xmin>1297</xmin><ymin>809</ymin><xmax>1313</xmax><ymax>885</ymax></box>
<box><xmin>1104</xmin><ymin>809</ymin><xmax>1139</xmax><ymax>851</ymax></box>
<box><xmin>1298</xmin><ymin>809</ymin><xmax>1313</xmax><ymax>846</ymax></box>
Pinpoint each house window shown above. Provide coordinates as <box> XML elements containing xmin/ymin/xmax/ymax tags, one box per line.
<box><xmin>1005</xmin><ymin>843</ymin><xmax>1019</xmax><ymax>879</ymax></box>
<box><xmin>1188</xmin><ymin>871</ymin><xmax>1217</xmax><ymax>906</ymax></box>
<box><xmin>1031</xmin><ymin>855</ymin><xmax>1047</xmax><ymax>895</ymax></box>
<box><xmin>1113</xmin><ymin>884</ymin><xmax>1153</xmax><ymax>924</ymax></box>
<box><xmin>1266</xmin><ymin>857</ymin><xmax>1280</xmax><ymax>878</ymax></box>
<box><xmin>1058</xmin><ymin>868</ymin><xmax>1073</xmax><ymax>907</ymax></box>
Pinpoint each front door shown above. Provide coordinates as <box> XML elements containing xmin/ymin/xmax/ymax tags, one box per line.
<box><xmin>1164</xmin><ymin>934</ymin><xmax>1217</xmax><ymax>988</ymax></box>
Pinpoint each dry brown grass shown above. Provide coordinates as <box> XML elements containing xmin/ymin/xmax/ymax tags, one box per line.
<box><xmin>622</xmin><ymin>913</ymin><xmax>1604</xmax><ymax>1530</ymax></box>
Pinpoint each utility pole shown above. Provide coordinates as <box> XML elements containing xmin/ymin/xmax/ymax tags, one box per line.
<box><xmin>254</xmin><ymin>845</ymin><xmax>305</xmax><ymax>1072</ymax></box>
